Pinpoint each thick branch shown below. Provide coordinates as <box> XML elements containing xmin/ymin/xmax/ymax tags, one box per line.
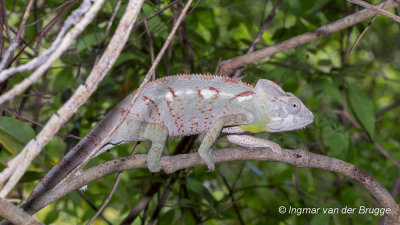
<box><xmin>23</xmin><ymin>147</ymin><xmax>400</xmax><ymax>225</ymax></box>
<box><xmin>0</xmin><ymin>198</ymin><xmax>43</xmax><ymax>225</ymax></box>
<box><xmin>217</xmin><ymin>0</ymin><xmax>400</xmax><ymax>76</ymax></box>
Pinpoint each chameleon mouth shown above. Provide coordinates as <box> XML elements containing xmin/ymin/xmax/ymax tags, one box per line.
<box><xmin>268</xmin><ymin>115</ymin><xmax>313</xmax><ymax>132</ymax></box>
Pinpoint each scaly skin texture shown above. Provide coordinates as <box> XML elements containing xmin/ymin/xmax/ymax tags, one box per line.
<box><xmin>29</xmin><ymin>75</ymin><xmax>313</xmax><ymax>200</ymax></box>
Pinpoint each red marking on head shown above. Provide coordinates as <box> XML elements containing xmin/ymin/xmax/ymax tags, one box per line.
<box><xmin>271</xmin><ymin>100</ymin><xmax>276</xmax><ymax>102</ymax></box>
<box><xmin>168</xmin><ymin>87</ymin><xmax>177</xmax><ymax>98</ymax></box>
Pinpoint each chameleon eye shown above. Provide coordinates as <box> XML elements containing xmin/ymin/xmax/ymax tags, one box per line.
<box><xmin>286</xmin><ymin>98</ymin><xmax>301</xmax><ymax>114</ymax></box>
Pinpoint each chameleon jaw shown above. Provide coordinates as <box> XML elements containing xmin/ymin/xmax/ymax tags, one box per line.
<box><xmin>267</xmin><ymin>113</ymin><xmax>314</xmax><ymax>132</ymax></box>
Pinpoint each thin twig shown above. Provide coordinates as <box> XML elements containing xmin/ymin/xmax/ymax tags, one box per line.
<box><xmin>132</xmin><ymin>0</ymin><xmax>182</xmax><ymax>30</ymax></box>
<box><xmin>147</xmin><ymin>179</ymin><xmax>174</xmax><ymax>225</ymax></box>
<box><xmin>216</xmin><ymin>167</ymin><xmax>245</xmax><ymax>225</ymax></box>
<box><xmin>0</xmin><ymin>0</ymin><xmax>93</xmax><ymax>84</ymax></box>
<box><xmin>77</xmin><ymin>191</ymin><xmax>113</xmax><ymax>225</ymax></box>
<box><xmin>347</xmin><ymin>0</ymin><xmax>400</xmax><ymax>22</ymax></box>
<box><xmin>232</xmin><ymin>0</ymin><xmax>282</xmax><ymax>79</ymax></box>
<box><xmin>94</xmin><ymin>0</ymin><xmax>122</xmax><ymax>64</ymax></box>
<box><xmin>141</xmin><ymin>10</ymin><xmax>155</xmax><ymax>64</ymax></box>
<box><xmin>87</xmin><ymin>172</ymin><xmax>123</xmax><ymax>225</ymax></box>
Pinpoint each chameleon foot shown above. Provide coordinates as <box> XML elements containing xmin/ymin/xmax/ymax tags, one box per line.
<box><xmin>198</xmin><ymin>150</ymin><xmax>215</xmax><ymax>171</ymax></box>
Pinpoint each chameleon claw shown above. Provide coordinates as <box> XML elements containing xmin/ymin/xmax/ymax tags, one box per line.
<box><xmin>206</xmin><ymin>162</ymin><xmax>215</xmax><ymax>172</ymax></box>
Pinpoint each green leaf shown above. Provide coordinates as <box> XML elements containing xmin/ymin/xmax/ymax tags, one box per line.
<box><xmin>0</xmin><ymin>117</ymin><xmax>35</xmax><ymax>155</ymax></box>
<box><xmin>346</xmin><ymin>81</ymin><xmax>375</xmax><ymax>139</ymax></box>
<box><xmin>186</xmin><ymin>177</ymin><xmax>216</xmax><ymax>212</ymax></box>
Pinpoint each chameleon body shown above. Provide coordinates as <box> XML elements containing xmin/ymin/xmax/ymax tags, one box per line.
<box><xmin>29</xmin><ymin>75</ymin><xmax>313</xmax><ymax>199</ymax></box>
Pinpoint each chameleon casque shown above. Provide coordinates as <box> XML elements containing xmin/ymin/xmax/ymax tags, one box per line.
<box><xmin>29</xmin><ymin>75</ymin><xmax>313</xmax><ymax>199</ymax></box>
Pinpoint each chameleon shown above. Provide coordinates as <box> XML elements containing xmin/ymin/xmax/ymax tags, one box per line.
<box><xmin>29</xmin><ymin>74</ymin><xmax>313</xmax><ymax>200</ymax></box>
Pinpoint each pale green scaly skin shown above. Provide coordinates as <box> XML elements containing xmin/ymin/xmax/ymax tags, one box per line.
<box><xmin>29</xmin><ymin>75</ymin><xmax>313</xmax><ymax>200</ymax></box>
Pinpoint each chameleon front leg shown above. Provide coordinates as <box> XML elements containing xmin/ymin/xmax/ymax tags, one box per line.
<box><xmin>137</xmin><ymin>122</ymin><xmax>169</xmax><ymax>172</ymax></box>
<box><xmin>199</xmin><ymin>114</ymin><xmax>249</xmax><ymax>171</ymax></box>
<box><xmin>226</xmin><ymin>135</ymin><xmax>281</xmax><ymax>153</ymax></box>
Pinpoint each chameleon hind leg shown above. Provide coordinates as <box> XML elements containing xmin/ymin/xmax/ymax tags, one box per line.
<box><xmin>136</xmin><ymin>122</ymin><xmax>169</xmax><ymax>172</ymax></box>
<box><xmin>198</xmin><ymin>114</ymin><xmax>249</xmax><ymax>171</ymax></box>
<box><xmin>106</xmin><ymin>118</ymin><xmax>168</xmax><ymax>172</ymax></box>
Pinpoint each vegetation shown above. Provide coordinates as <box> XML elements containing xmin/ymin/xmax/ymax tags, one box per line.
<box><xmin>0</xmin><ymin>0</ymin><xmax>399</xmax><ymax>224</ymax></box>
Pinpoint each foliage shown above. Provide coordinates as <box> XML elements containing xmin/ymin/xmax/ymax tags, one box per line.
<box><xmin>1</xmin><ymin>0</ymin><xmax>400</xmax><ymax>224</ymax></box>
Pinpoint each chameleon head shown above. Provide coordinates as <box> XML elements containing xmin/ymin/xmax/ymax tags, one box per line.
<box><xmin>254</xmin><ymin>79</ymin><xmax>314</xmax><ymax>132</ymax></box>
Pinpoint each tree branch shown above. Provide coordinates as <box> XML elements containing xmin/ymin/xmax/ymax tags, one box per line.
<box><xmin>0</xmin><ymin>197</ymin><xmax>43</xmax><ymax>225</ymax></box>
<box><xmin>0</xmin><ymin>0</ymin><xmax>144</xmax><ymax>198</ymax></box>
<box><xmin>217</xmin><ymin>0</ymin><xmax>400</xmax><ymax>76</ymax></box>
<box><xmin>22</xmin><ymin>147</ymin><xmax>400</xmax><ymax>225</ymax></box>
<box><xmin>348</xmin><ymin>0</ymin><xmax>400</xmax><ymax>22</ymax></box>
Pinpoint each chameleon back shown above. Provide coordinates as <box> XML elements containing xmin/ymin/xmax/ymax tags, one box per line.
<box><xmin>129</xmin><ymin>75</ymin><xmax>257</xmax><ymax>136</ymax></box>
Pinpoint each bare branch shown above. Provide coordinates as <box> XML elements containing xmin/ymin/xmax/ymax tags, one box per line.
<box><xmin>0</xmin><ymin>0</ymin><xmax>143</xmax><ymax>198</ymax></box>
<box><xmin>0</xmin><ymin>0</ymin><xmax>96</xmax><ymax>84</ymax></box>
<box><xmin>348</xmin><ymin>0</ymin><xmax>400</xmax><ymax>22</ymax></box>
<box><xmin>217</xmin><ymin>0</ymin><xmax>400</xmax><ymax>76</ymax></box>
<box><xmin>22</xmin><ymin>147</ymin><xmax>400</xmax><ymax>225</ymax></box>
<box><xmin>0</xmin><ymin>197</ymin><xmax>43</xmax><ymax>225</ymax></box>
